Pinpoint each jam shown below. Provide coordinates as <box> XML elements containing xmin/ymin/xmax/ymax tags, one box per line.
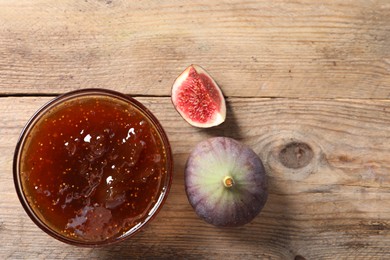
<box><xmin>17</xmin><ymin>92</ymin><xmax>171</xmax><ymax>244</ymax></box>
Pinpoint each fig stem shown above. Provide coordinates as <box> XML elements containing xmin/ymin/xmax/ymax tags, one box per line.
<box><xmin>223</xmin><ymin>176</ymin><xmax>234</xmax><ymax>188</ymax></box>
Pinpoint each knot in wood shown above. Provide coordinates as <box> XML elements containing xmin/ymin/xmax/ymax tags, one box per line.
<box><xmin>278</xmin><ymin>142</ymin><xmax>313</xmax><ymax>169</ymax></box>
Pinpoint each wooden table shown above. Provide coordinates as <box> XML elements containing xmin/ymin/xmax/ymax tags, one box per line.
<box><xmin>1</xmin><ymin>1</ymin><xmax>389</xmax><ymax>259</ymax></box>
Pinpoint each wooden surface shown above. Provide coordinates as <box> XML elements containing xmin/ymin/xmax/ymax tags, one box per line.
<box><xmin>0</xmin><ymin>1</ymin><xmax>389</xmax><ymax>259</ymax></box>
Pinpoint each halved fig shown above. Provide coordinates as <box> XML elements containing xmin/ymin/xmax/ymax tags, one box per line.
<box><xmin>185</xmin><ymin>137</ymin><xmax>268</xmax><ymax>227</ymax></box>
<box><xmin>171</xmin><ymin>64</ymin><xmax>226</xmax><ymax>128</ymax></box>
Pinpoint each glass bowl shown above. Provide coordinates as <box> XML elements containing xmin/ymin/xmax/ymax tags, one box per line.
<box><xmin>13</xmin><ymin>89</ymin><xmax>173</xmax><ymax>247</ymax></box>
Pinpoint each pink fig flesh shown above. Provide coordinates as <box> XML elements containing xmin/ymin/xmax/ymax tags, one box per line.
<box><xmin>171</xmin><ymin>65</ymin><xmax>226</xmax><ymax>128</ymax></box>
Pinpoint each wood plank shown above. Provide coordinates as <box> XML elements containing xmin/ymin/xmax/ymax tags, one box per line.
<box><xmin>0</xmin><ymin>96</ymin><xmax>389</xmax><ymax>259</ymax></box>
<box><xmin>0</xmin><ymin>0</ymin><xmax>389</xmax><ymax>98</ymax></box>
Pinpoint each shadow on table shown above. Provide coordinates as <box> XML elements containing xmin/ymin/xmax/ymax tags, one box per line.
<box><xmin>199</xmin><ymin>98</ymin><xmax>244</xmax><ymax>140</ymax></box>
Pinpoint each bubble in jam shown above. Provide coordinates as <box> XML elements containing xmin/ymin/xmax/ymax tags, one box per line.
<box><xmin>19</xmin><ymin>94</ymin><xmax>170</xmax><ymax>243</ymax></box>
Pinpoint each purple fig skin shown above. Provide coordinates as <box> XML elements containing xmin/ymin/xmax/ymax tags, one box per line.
<box><xmin>185</xmin><ymin>137</ymin><xmax>268</xmax><ymax>227</ymax></box>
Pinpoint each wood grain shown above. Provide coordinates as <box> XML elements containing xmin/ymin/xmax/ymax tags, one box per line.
<box><xmin>1</xmin><ymin>0</ymin><xmax>389</xmax><ymax>259</ymax></box>
<box><xmin>0</xmin><ymin>0</ymin><xmax>389</xmax><ymax>98</ymax></box>
<box><xmin>1</xmin><ymin>97</ymin><xmax>389</xmax><ymax>259</ymax></box>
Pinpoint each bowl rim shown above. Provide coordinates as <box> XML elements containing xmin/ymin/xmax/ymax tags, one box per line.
<box><xmin>13</xmin><ymin>88</ymin><xmax>173</xmax><ymax>247</ymax></box>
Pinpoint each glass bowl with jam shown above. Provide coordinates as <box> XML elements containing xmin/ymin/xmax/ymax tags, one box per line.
<box><xmin>13</xmin><ymin>89</ymin><xmax>173</xmax><ymax>247</ymax></box>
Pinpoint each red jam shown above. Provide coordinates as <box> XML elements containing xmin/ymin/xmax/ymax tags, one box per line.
<box><xmin>18</xmin><ymin>93</ymin><xmax>170</xmax><ymax>243</ymax></box>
